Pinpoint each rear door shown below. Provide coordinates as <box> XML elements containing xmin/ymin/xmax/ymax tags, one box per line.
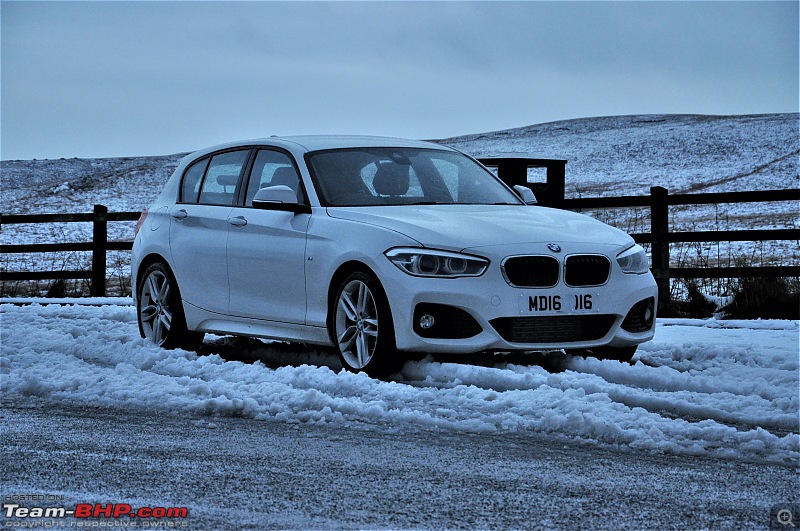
<box><xmin>226</xmin><ymin>148</ymin><xmax>310</xmax><ymax>324</ymax></box>
<box><xmin>169</xmin><ymin>149</ymin><xmax>251</xmax><ymax>314</ymax></box>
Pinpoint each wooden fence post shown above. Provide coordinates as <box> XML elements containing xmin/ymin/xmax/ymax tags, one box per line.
<box><xmin>91</xmin><ymin>204</ymin><xmax>107</xmax><ymax>297</ymax></box>
<box><xmin>496</xmin><ymin>159</ymin><xmax>528</xmax><ymax>190</ymax></box>
<box><xmin>545</xmin><ymin>161</ymin><xmax>566</xmax><ymax>209</ymax></box>
<box><xmin>650</xmin><ymin>186</ymin><xmax>670</xmax><ymax>311</ymax></box>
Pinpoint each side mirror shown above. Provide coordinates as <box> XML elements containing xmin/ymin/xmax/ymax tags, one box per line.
<box><xmin>513</xmin><ymin>185</ymin><xmax>537</xmax><ymax>205</ymax></box>
<box><xmin>252</xmin><ymin>185</ymin><xmax>311</xmax><ymax>214</ymax></box>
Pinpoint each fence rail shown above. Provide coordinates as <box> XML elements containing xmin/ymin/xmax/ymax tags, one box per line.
<box><xmin>2</xmin><ymin>187</ymin><xmax>799</xmax><ymax>306</ymax></box>
<box><xmin>1</xmin><ymin>205</ymin><xmax>139</xmax><ymax>296</ymax></box>
<box><xmin>561</xmin><ymin>186</ymin><xmax>800</xmax><ymax>308</ymax></box>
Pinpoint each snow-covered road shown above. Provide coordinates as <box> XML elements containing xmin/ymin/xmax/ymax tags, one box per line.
<box><xmin>1</xmin><ymin>301</ymin><xmax>798</xmax><ymax>465</ymax></box>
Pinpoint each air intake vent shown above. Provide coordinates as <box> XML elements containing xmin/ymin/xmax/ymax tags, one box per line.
<box><xmin>565</xmin><ymin>255</ymin><xmax>610</xmax><ymax>287</ymax></box>
<box><xmin>490</xmin><ymin>315</ymin><xmax>616</xmax><ymax>344</ymax></box>
<box><xmin>502</xmin><ymin>256</ymin><xmax>559</xmax><ymax>288</ymax></box>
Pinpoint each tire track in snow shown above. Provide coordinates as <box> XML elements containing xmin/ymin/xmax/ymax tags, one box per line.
<box><xmin>400</xmin><ymin>357</ymin><xmax>797</xmax><ymax>437</ymax></box>
<box><xmin>2</xmin><ymin>303</ymin><xmax>798</xmax><ymax>464</ymax></box>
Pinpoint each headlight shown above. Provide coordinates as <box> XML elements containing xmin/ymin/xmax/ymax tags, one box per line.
<box><xmin>385</xmin><ymin>248</ymin><xmax>489</xmax><ymax>278</ymax></box>
<box><xmin>616</xmin><ymin>244</ymin><xmax>649</xmax><ymax>274</ymax></box>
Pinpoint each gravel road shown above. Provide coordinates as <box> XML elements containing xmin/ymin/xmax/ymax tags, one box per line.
<box><xmin>2</xmin><ymin>397</ymin><xmax>796</xmax><ymax>529</ymax></box>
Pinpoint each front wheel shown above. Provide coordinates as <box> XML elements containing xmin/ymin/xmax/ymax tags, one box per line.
<box><xmin>331</xmin><ymin>271</ymin><xmax>402</xmax><ymax>378</ymax></box>
<box><xmin>137</xmin><ymin>262</ymin><xmax>204</xmax><ymax>350</ymax></box>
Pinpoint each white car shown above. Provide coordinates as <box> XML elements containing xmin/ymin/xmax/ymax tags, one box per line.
<box><xmin>132</xmin><ymin>136</ymin><xmax>657</xmax><ymax>376</ymax></box>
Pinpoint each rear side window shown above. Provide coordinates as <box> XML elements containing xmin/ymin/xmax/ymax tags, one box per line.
<box><xmin>180</xmin><ymin>158</ymin><xmax>209</xmax><ymax>203</ymax></box>
<box><xmin>197</xmin><ymin>150</ymin><xmax>250</xmax><ymax>206</ymax></box>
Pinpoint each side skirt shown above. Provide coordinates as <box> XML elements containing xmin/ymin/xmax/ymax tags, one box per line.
<box><xmin>183</xmin><ymin>301</ymin><xmax>332</xmax><ymax>346</ymax></box>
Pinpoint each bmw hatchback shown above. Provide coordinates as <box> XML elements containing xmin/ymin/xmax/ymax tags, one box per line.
<box><xmin>132</xmin><ymin>136</ymin><xmax>657</xmax><ymax>376</ymax></box>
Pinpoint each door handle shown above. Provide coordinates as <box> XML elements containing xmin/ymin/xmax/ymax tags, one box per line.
<box><xmin>171</xmin><ymin>209</ymin><xmax>188</xmax><ymax>220</ymax></box>
<box><xmin>228</xmin><ymin>216</ymin><xmax>248</xmax><ymax>227</ymax></box>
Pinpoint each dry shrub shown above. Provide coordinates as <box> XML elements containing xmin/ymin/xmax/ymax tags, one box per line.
<box><xmin>722</xmin><ymin>276</ymin><xmax>799</xmax><ymax>320</ymax></box>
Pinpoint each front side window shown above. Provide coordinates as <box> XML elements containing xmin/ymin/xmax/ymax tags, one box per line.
<box><xmin>197</xmin><ymin>150</ymin><xmax>250</xmax><ymax>206</ymax></box>
<box><xmin>306</xmin><ymin>148</ymin><xmax>521</xmax><ymax>207</ymax></box>
<box><xmin>244</xmin><ymin>150</ymin><xmax>304</xmax><ymax>206</ymax></box>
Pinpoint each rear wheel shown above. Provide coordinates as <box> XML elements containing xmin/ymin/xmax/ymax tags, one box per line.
<box><xmin>137</xmin><ymin>262</ymin><xmax>204</xmax><ymax>350</ymax></box>
<box><xmin>331</xmin><ymin>271</ymin><xmax>402</xmax><ymax>378</ymax></box>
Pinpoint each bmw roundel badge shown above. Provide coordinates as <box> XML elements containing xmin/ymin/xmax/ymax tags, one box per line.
<box><xmin>547</xmin><ymin>243</ymin><xmax>562</xmax><ymax>253</ymax></box>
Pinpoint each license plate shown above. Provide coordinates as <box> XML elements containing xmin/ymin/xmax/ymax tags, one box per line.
<box><xmin>518</xmin><ymin>292</ymin><xmax>598</xmax><ymax>315</ymax></box>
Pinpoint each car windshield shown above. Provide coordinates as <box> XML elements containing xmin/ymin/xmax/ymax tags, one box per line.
<box><xmin>306</xmin><ymin>148</ymin><xmax>522</xmax><ymax>207</ymax></box>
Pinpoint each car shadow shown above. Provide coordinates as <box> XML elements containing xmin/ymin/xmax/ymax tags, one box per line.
<box><xmin>196</xmin><ymin>335</ymin><xmax>343</xmax><ymax>371</ymax></box>
<box><xmin>197</xmin><ymin>335</ymin><xmax>571</xmax><ymax>375</ymax></box>
<box><xmin>422</xmin><ymin>350</ymin><xmax>571</xmax><ymax>373</ymax></box>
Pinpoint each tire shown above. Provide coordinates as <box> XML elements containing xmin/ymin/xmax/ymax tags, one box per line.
<box><xmin>566</xmin><ymin>345</ymin><xmax>637</xmax><ymax>364</ymax></box>
<box><xmin>330</xmin><ymin>271</ymin><xmax>402</xmax><ymax>378</ymax></box>
<box><xmin>137</xmin><ymin>262</ymin><xmax>204</xmax><ymax>351</ymax></box>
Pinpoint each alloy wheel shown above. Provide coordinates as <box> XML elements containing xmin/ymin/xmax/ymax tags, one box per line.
<box><xmin>139</xmin><ymin>269</ymin><xmax>173</xmax><ymax>346</ymax></box>
<box><xmin>335</xmin><ymin>279</ymin><xmax>379</xmax><ymax>369</ymax></box>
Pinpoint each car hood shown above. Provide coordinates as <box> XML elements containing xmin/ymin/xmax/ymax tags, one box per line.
<box><xmin>326</xmin><ymin>205</ymin><xmax>632</xmax><ymax>250</ymax></box>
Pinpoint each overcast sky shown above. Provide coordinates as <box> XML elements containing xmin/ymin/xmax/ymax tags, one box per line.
<box><xmin>1</xmin><ymin>1</ymin><xmax>797</xmax><ymax>160</ymax></box>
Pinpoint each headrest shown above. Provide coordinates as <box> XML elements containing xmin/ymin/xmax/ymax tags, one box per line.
<box><xmin>216</xmin><ymin>174</ymin><xmax>239</xmax><ymax>187</ymax></box>
<box><xmin>270</xmin><ymin>167</ymin><xmax>298</xmax><ymax>191</ymax></box>
<box><xmin>372</xmin><ymin>163</ymin><xmax>409</xmax><ymax>196</ymax></box>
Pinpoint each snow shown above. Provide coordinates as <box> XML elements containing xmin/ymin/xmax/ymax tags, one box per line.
<box><xmin>1</xmin><ymin>297</ymin><xmax>134</xmax><ymax>306</ymax></box>
<box><xmin>2</xmin><ymin>302</ymin><xmax>797</xmax><ymax>465</ymax></box>
<box><xmin>439</xmin><ymin>114</ymin><xmax>800</xmax><ymax>197</ymax></box>
<box><xmin>1</xmin><ymin>114</ymin><xmax>798</xmax><ymax>465</ymax></box>
<box><xmin>2</xmin><ymin>114</ymin><xmax>796</xmax><ymax>217</ymax></box>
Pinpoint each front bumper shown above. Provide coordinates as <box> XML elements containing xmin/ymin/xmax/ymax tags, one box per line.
<box><xmin>375</xmin><ymin>245</ymin><xmax>658</xmax><ymax>354</ymax></box>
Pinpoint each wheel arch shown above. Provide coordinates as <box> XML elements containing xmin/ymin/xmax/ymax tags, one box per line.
<box><xmin>134</xmin><ymin>253</ymin><xmax>172</xmax><ymax>298</ymax></box>
<box><xmin>135</xmin><ymin>257</ymin><xmax>203</xmax><ymax>349</ymax></box>
<box><xmin>326</xmin><ymin>260</ymin><xmax>393</xmax><ymax>342</ymax></box>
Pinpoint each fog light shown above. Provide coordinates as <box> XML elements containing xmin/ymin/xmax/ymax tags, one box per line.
<box><xmin>419</xmin><ymin>314</ymin><xmax>436</xmax><ymax>330</ymax></box>
<box><xmin>621</xmin><ymin>297</ymin><xmax>656</xmax><ymax>333</ymax></box>
<box><xmin>644</xmin><ymin>305</ymin><xmax>654</xmax><ymax>325</ymax></box>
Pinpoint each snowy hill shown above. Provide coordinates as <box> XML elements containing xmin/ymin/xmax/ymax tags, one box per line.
<box><xmin>0</xmin><ymin>153</ymin><xmax>187</xmax><ymax>215</ymax></box>
<box><xmin>1</xmin><ymin>113</ymin><xmax>797</xmax><ymax>215</ymax></box>
<box><xmin>437</xmin><ymin>113</ymin><xmax>799</xmax><ymax>197</ymax></box>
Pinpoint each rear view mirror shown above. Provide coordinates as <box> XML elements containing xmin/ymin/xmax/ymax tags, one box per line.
<box><xmin>513</xmin><ymin>185</ymin><xmax>537</xmax><ymax>205</ymax></box>
<box><xmin>252</xmin><ymin>185</ymin><xmax>311</xmax><ymax>214</ymax></box>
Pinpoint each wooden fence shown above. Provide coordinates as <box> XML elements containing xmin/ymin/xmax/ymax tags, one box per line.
<box><xmin>0</xmin><ymin>205</ymin><xmax>140</xmax><ymax>296</ymax></box>
<box><xmin>563</xmin><ymin>187</ymin><xmax>799</xmax><ymax>308</ymax></box>
<box><xmin>1</xmin><ymin>184</ymin><xmax>799</xmax><ymax>306</ymax></box>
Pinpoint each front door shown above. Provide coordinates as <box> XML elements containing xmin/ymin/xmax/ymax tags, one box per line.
<box><xmin>226</xmin><ymin>149</ymin><xmax>310</xmax><ymax>324</ymax></box>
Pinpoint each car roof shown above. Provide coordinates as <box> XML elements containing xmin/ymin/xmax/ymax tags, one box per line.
<box><xmin>186</xmin><ymin>135</ymin><xmax>455</xmax><ymax>161</ymax></box>
<box><xmin>279</xmin><ymin>135</ymin><xmax>452</xmax><ymax>152</ymax></box>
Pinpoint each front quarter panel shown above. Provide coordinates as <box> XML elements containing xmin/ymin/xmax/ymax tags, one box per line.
<box><xmin>303</xmin><ymin>209</ymin><xmax>421</xmax><ymax>329</ymax></box>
